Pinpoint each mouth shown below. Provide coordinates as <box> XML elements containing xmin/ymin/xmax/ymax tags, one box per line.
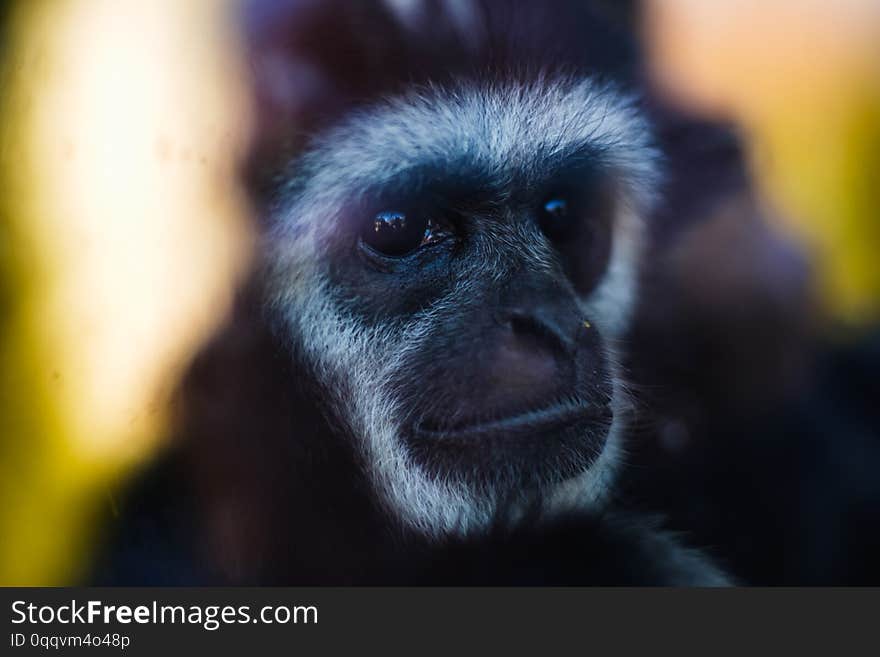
<box><xmin>413</xmin><ymin>397</ymin><xmax>612</xmax><ymax>442</ymax></box>
<box><xmin>406</xmin><ymin>395</ymin><xmax>614</xmax><ymax>485</ymax></box>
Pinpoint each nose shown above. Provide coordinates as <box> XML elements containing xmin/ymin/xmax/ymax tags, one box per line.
<box><xmin>495</xmin><ymin>276</ymin><xmax>586</xmax><ymax>358</ymax></box>
<box><xmin>472</xmin><ymin>283</ymin><xmax>588</xmax><ymax>413</ymax></box>
<box><xmin>502</xmin><ymin>306</ymin><xmax>578</xmax><ymax>358</ymax></box>
<box><xmin>487</xmin><ymin>303</ymin><xmax>581</xmax><ymax>394</ymax></box>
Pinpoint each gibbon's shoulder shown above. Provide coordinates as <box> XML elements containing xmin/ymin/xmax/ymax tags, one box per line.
<box><xmin>411</xmin><ymin>510</ymin><xmax>732</xmax><ymax>586</ymax></box>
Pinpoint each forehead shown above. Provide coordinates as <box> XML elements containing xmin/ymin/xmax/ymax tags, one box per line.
<box><xmin>280</xmin><ymin>77</ymin><xmax>655</xmax><ymax>218</ymax></box>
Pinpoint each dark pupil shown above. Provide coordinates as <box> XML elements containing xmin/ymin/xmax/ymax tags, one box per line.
<box><xmin>363</xmin><ymin>210</ymin><xmax>427</xmax><ymax>256</ymax></box>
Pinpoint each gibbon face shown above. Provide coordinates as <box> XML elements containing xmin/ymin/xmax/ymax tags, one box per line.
<box><xmin>266</xmin><ymin>77</ymin><xmax>658</xmax><ymax>536</ymax></box>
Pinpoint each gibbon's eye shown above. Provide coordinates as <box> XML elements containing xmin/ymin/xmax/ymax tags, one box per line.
<box><xmin>361</xmin><ymin>210</ymin><xmax>448</xmax><ymax>257</ymax></box>
<box><xmin>538</xmin><ymin>197</ymin><xmax>574</xmax><ymax>241</ymax></box>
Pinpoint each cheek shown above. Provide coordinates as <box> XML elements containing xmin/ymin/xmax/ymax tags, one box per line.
<box><xmin>576</xmin><ymin>210</ymin><xmax>643</xmax><ymax>340</ymax></box>
<box><xmin>325</xmin><ymin>248</ymin><xmax>459</xmax><ymax>323</ymax></box>
<box><xmin>560</xmin><ymin>217</ymin><xmax>613</xmax><ymax>296</ymax></box>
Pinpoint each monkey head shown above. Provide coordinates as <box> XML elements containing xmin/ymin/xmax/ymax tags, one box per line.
<box><xmin>265</xmin><ymin>77</ymin><xmax>658</xmax><ymax>537</ymax></box>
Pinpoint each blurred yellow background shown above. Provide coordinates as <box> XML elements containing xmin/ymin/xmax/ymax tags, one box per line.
<box><xmin>0</xmin><ymin>0</ymin><xmax>253</xmax><ymax>585</ymax></box>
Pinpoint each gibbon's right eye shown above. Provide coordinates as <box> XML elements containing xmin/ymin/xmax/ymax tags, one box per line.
<box><xmin>361</xmin><ymin>210</ymin><xmax>451</xmax><ymax>257</ymax></box>
<box><xmin>362</xmin><ymin>210</ymin><xmax>427</xmax><ymax>257</ymax></box>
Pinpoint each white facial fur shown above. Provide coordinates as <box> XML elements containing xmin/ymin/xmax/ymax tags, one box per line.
<box><xmin>266</xmin><ymin>77</ymin><xmax>659</xmax><ymax>538</ymax></box>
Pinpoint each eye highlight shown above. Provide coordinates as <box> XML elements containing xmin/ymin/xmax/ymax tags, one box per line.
<box><xmin>543</xmin><ymin>198</ymin><xmax>569</xmax><ymax>218</ymax></box>
<box><xmin>361</xmin><ymin>209</ymin><xmax>448</xmax><ymax>257</ymax></box>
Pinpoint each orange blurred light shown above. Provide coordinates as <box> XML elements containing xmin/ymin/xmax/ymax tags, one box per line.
<box><xmin>645</xmin><ymin>0</ymin><xmax>880</xmax><ymax>323</ymax></box>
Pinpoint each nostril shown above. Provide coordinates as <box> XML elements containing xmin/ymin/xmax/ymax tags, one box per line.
<box><xmin>505</xmin><ymin>310</ymin><xmax>572</xmax><ymax>356</ymax></box>
<box><xmin>508</xmin><ymin>312</ymin><xmax>545</xmax><ymax>338</ymax></box>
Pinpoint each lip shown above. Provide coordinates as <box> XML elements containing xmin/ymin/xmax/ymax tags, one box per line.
<box><xmin>414</xmin><ymin>398</ymin><xmax>611</xmax><ymax>441</ymax></box>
